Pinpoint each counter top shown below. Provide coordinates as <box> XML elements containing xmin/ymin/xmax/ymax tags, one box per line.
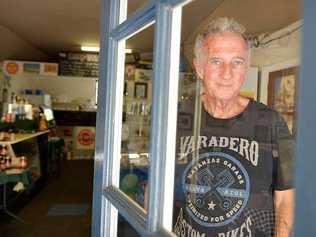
<box><xmin>0</xmin><ymin>131</ymin><xmax>49</xmax><ymax>145</ymax></box>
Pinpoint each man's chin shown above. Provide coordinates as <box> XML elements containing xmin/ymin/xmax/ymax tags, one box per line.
<box><xmin>212</xmin><ymin>93</ymin><xmax>237</xmax><ymax>101</ymax></box>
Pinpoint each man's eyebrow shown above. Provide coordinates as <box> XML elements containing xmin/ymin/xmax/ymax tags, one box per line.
<box><xmin>233</xmin><ymin>57</ymin><xmax>246</xmax><ymax>61</ymax></box>
<box><xmin>208</xmin><ymin>57</ymin><xmax>222</xmax><ymax>60</ymax></box>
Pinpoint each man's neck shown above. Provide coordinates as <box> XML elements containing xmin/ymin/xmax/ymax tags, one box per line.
<box><xmin>202</xmin><ymin>95</ymin><xmax>250</xmax><ymax>119</ymax></box>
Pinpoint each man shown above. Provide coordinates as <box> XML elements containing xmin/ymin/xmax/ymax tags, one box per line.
<box><xmin>174</xmin><ymin>17</ymin><xmax>294</xmax><ymax>237</ymax></box>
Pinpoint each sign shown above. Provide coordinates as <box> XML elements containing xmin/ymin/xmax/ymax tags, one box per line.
<box><xmin>59</xmin><ymin>52</ymin><xmax>98</xmax><ymax>77</ymax></box>
<box><xmin>2</xmin><ymin>60</ymin><xmax>58</xmax><ymax>77</ymax></box>
<box><xmin>74</xmin><ymin>126</ymin><xmax>95</xmax><ymax>150</ymax></box>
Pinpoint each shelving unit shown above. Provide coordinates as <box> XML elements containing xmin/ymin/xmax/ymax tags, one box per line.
<box><xmin>122</xmin><ymin>69</ymin><xmax>152</xmax><ymax>155</ymax></box>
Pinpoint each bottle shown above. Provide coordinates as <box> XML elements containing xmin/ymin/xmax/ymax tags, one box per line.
<box><xmin>0</xmin><ymin>156</ymin><xmax>6</xmax><ymax>170</ymax></box>
<box><xmin>38</xmin><ymin>113</ymin><xmax>48</xmax><ymax>131</ymax></box>
<box><xmin>5</xmin><ymin>156</ymin><xmax>11</xmax><ymax>169</ymax></box>
<box><xmin>20</xmin><ymin>156</ymin><xmax>27</xmax><ymax>169</ymax></box>
<box><xmin>2</xmin><ymin>88</ymin><xmax>8</xmax><ymax>103</ymax></box>
<box><xmin>10</xmin><ymin>92</ymin><xmax>15</xmax><ymax>103</ymax></box>
<box><xmin>0</xmin><ymin>145</ymin><xmax>7</xmax><ymax>156</ymax></box>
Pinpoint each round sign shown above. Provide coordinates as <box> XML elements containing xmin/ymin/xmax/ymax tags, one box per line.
<box><xmin>77</xmin><ymin>129</ymin><xmax>95</xmax><ymax>146</ymax></box>
<box><xmin>6</xmin><ymin>62</ymin><xmax>19</xmax><ymax>75</ymax></box>
<box><xmin>182</xmin><ymin>152</ymin><xmax>250</xmax><ymax>227</ymax></box>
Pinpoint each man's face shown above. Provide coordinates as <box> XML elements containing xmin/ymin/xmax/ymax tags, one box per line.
<box><xmin>194</xmin><ymin>32</ymin><xmax>249</xmax><ymax>101</ymax></box>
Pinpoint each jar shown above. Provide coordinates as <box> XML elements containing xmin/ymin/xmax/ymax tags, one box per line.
<box><xmin>20</xmin><ymin>156</ymin><xmax>28</xmax><ymax>169</ymax></box>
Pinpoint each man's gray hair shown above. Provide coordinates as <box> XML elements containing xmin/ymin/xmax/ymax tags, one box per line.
<box><xmin>194</xmin><ymin>17</ymin><xmax>250</xmax><ymax>60</ymax></box>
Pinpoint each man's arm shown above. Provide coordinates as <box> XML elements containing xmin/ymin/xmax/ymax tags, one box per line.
<box><xmin>274</xmin><ymin>189</ymin><xmax>295</xmax><ymax>237</ymax></box>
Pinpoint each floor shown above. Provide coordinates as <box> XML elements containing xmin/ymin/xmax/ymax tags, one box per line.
<box><xmin>0</xmin><ymin>160</ymin><xmax>140</xmax><ymax>237</ymax></box>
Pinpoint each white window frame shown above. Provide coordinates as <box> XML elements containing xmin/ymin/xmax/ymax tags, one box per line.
<box><xmin>92</xmin><ymin>0</ymin><xmax>316</xmax><ymax>236</ymax></box>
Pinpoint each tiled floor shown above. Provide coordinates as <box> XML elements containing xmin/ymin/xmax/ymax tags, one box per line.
<box><xmin>0</xmin><ymin>160</ymin><xmax>140</xmax><ymax>237</ymax></box>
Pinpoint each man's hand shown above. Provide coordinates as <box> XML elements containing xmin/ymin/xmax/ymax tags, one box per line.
<box><xmin>274</xmin><ymin>189</ymin><xmax>295</xmax><ymax>237</ymax></box>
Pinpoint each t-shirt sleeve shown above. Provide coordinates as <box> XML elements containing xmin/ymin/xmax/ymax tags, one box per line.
<box><xmin>272</xmin><ymin>112</ymin><xmax>295</xmax><ymax>190</ymax></box>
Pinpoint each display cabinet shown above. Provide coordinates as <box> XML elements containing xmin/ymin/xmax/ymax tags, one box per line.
<box><xmin>0</xmin><ymin>131</ymin><xmax>49</xmax><ymax>221</ymax></box>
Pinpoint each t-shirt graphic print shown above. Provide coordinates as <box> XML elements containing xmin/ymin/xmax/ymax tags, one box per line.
<box><xmin>173</xmin><ymin>100</ymin><xmax>294</xmax><ymax>237</ymax></box>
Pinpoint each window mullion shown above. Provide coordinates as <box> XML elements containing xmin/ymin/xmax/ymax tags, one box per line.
<box><xmin>92</xmin><ymin>0</ymin><xmax>127</xmax><ymax>237</ymax></box>
<box><xmin>147</xmin><ymin>2</ymin><xmax>182</xmax><ymax>232</ymax></box>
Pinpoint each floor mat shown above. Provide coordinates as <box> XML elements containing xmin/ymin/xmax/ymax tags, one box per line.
<box><xmin>47</xmin><ymin>204</ymin><xmax>89</xmax><ymax>216</ymax></box>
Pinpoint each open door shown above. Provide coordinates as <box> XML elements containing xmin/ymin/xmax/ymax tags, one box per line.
<box><xmin>92</xmin><ymin>0</ymin><xmax>316</xmax><ymax>236</ymax></box>
<box><xmin>92</xmin><ymin>1</ymin><xmax>193</xmax><ymax>236</ymax></box>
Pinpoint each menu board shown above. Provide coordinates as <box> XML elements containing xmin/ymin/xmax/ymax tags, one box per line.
<box><xmin>59</xmin><ymin>52</ymin><xmax>99</xmax><ymax>77</ymax></box>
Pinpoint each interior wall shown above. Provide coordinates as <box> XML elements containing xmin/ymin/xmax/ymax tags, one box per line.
<box><xmin>0</xmin><ymin>24</ymin><xmax>48</xmax><ymax>61</ymax></box>
<box><xmin>7</xmin><ymin>75</ymin><xmax>97</xmax><ymax>107</ymax></box>
<box><xmin>252</xmin><ymin>21</ymin><xmax>302</xmax><ymax>104</ymax></box>
<box><xmin>251</xmin><ymin>20</ymin><xmax>302</xmax><ymax>67</ymax></box>
<box><xmin>182</xmin><ymin>0</ymin><xmax>301</xmax><ymax>66</ymax></box>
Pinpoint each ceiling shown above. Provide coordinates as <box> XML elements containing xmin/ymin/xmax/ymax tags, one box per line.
<box><xmin>0</xmin><ymin>0</ymin><xmax>301</xmax><ymax>60</ymax></box>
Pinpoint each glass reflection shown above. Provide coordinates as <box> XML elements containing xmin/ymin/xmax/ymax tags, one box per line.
<box><xmin>127</xmin><ymin>0</ymin><xmax>150</xmax><ymax>17</ymax></box>
<box><xmin>173</xmin><ymin>13</ymin><xmax>297</xmax><ymax>237</ymax></box>
<box><xmin>119</xmin><ymin>25</ymin><xmax>154</xmax><ymax>212</ymax></box>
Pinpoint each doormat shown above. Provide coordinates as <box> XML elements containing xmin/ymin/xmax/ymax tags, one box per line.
<box><xmin>47</xmin><ymin>204</ymin><xmax>89</xmax><ymax>216</ymax></box>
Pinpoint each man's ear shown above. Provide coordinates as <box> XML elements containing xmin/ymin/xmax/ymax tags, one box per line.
<box><xmin>193</xmin><ymin>58</ymin><xmax>203</xmax><ymax>80</ymax></box>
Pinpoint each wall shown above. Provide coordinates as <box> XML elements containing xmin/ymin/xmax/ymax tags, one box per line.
<box><xmin>7</xmin><ymin>75</ymin><xmax>97</xmax><ymax>110</ymax></box>
<box><xmin>252</xmin><ymin>20</ymin><xmax>302</xmax><ymax>104</ymax></box>
<box><xmin>0</xmin><ymin>24</ymin><xmax>48</xmax><ymax>61</ymax></box>
<box><xmin>251</xmin><ymin>20</ymin><xmax>301</xmax><ymax>67</ymax></box>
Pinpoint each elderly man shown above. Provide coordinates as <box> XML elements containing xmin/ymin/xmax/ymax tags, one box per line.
<box><xmin>174</xmin><ymin>18</ymin><xmax>294</xmax><ymax>237</ymax></box>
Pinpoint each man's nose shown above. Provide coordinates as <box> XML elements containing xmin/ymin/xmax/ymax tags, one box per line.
<box><xmin>223</xmin><ymin>64</ymin><xmax>233</xmax><ymax>80</ymax></box>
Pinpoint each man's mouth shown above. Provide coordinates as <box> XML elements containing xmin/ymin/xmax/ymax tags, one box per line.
<box><xmin>217</xmin><ymin>83</ymin><xmax>232</xmax><ymax>87</ymax></box>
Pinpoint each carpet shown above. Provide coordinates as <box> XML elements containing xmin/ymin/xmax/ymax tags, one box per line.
<box><xmin>47</xmin><ymin>204</ymin><xmax>89</xmax><ymax>216</ymax></box>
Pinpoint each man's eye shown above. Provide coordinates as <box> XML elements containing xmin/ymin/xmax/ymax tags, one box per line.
<box><xmin>232</xmin><ymin>60</ymin><xmax>244</xmax><ymax>66</ymax></box>
<box><xmin>209</xmin><ymin>59</ymin><xmax>222</xmax><ymax>65</ymax></box>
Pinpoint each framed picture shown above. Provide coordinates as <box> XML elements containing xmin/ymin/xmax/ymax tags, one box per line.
<box><xmin>134</xmin><ymin>82</ymin><xmax>147</xmax><ymax>98</ymax></box>
<box><xmin>135</xmin><ymin>69</ymin><xmax>152</xmax><ymax>81</ymax></box>
<box><xmin>268</xmin><ymin>66</ymin><xmax>299</xmax><ymax>134</ymax></box>
<box><xmin>240</xmin><ymin>67</ymin><xmax>259</xmax><ymax>100</ymax></box>
<box><xmin>125</xmin><ymin>64</ymin><xmax>135</xmax><ymax>80</ymax></box>
<box><xmin>178</xmin><ymin>112</ymin><xmax>193</xmax><ymax>130</ymax></box>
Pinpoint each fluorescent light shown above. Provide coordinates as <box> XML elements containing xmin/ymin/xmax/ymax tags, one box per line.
<box><xmin>81</xmin><ymin>46</ymin><xmax>133</xmax><ymax>54</ymax></box>
<box><xmin>81</xmin><ymin>46</ymin><xmax>100</xmax><ymax>52</ymax></box>
<box><xmin>128</xmin><ymin>153</ymin><xmax>140</xmax><ymax>159</ymax></box>
<box><xmin>125</xmin><ymin>48</ymin><xmax>133</xmax><ymax>54</ymax></box>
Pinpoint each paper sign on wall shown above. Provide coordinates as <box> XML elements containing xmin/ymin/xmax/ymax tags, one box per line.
<box><xmin>2</xmin><ymin>60</ymin><xmax>58</xmax><ymax>77</ymax></box>
<box><xmin>74</xmin><ymin>126</ymin><xmax>95</xmax><ymax>150</ymax></box>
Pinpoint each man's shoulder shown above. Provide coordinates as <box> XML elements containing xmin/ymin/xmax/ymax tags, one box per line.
<box><xmin>249</xmin><ymin>100</ymin><xmax>279</xmax><ymax>119</ymax></box>
<box><xmin>250</xmin><ymin>99</ymin><xmax>270</xmax><ymax>110</ymax></box>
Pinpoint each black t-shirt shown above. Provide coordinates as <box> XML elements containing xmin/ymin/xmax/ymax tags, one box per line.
<box><xmin>173</xmin><ymin>99</ymin><xmax>294</xmax><ymax>237</ymax></box>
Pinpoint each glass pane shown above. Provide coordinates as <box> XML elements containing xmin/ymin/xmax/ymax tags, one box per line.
<box><xmin>119</xmin><ymin>25</ymin><xmax>154</xmax><ymax>217</ymax></box>
<box><xmin>117</xmin><ymin>215</ymin><xmax>141</xmax><ymax>237</ymax></box>
<box><xmin>173</xmin><ymin>1</ymin><xmax>300</xmax><ymax>236</ymax></box>
<box><xmin>127</xmin><ymin>0</ymin><xmax>150</xmax><ymax>17</ymax></box>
